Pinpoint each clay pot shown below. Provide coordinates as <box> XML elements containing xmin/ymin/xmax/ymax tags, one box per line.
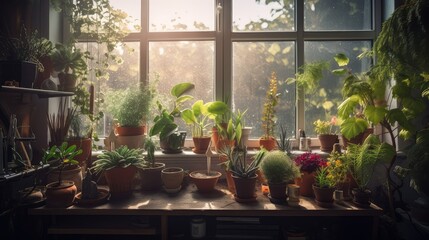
<box><xmin>268</xmin><ymin>182</ymin><xmax>288</xmax><ymax>200</ymax></box>
<box><xmin>295</xmin><ymin>171</ymin><xmax>315</xmax><ymax>197</ymax></box>
<box><xmin>115</xmin><ymin>126</ymin><xmax>145</xmax><ymax>136</ymax></box>
<box><xmin>189</xmin><ymin>170</ymin><xmax>222</xmax><ymax>192</ymax></box>
<box><xmin>313</xmin><ymin>185</ymin><xmax>335</xmax><ymax>207</ymax></box>
<box><xmin>232</xmin><ymin>174</ymin><xmax>258</xmax><ymax>200</ymax></box>
<box><xmin>259</xmin><ymin>137</ymin><xmax>277</xmax><ymax>151</ymax></box>
<box><xmin>192</xmin><ymin>136</ymin><xmax>211</xmax><ymax>154</ymax></box>
<box><xmin>45</xmin><ymin>181</ymin><xmax>77</xmax><ymax>208</ymax></box>
<box><xmin>105</xmin><ymin>166</ymin><xmax>138</xmax><ymax>199</ymax></box>
<box><xmin>46</xmin><ymin>165</ymin><xmax>83</xmax><ymax>192</ymax></box>
<box><xmin>161</xmin><ymin>167</ymin><xmax>184</xmax><ymax>190</ymax></box>
<box><xmin>140</xmin><ymin>163</ymin><xmax>165</xmax><ymax>191</ymax></box>
<box><xmin>318</xmin><ymin>134</ymin><xmax>338</xmax><ymax>152</ymax></box>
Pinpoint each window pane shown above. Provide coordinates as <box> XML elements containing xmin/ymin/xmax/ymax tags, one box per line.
<box><xmin>304</xmin><ymin>0</ymin><xmax>372</xmax><ymax>31</ymax></box>
<box><xmin>233</xmin><ymin>42</ymin><xmax>296</xmax><ymax>139</ymax></box>
<box><xmin>110</xmin><ymin>0</ymin><xmax>141</xmax><ymax>32</ymax></box>
<box><xmin>233</xmin><ymin>0</ymin><xmax>295</xmax><ymax>32</ymax></box>
<box><xmin>149</xmin><ymin>0</ymin><xmax>215</xmax><ymax>32</ymax></box>
<box><xmin>76</xmin><ymin>42</ymin><xmax>140</xmax><ymax>137</ymax></box>
<box><xmin>304</xmin><ymin>41</ymin><xmax>372</xmax><ymax>137</ymax></box>
<box><xmin>149</xmin><ymin>41</ymin><xmax>215</xmax><ymax>133</ymax></box>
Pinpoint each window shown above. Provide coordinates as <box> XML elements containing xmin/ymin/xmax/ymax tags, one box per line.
<box><xmin>75</xmin><ymin>0</ymin><xmax>380</xmax><ymax>144</ymax></box>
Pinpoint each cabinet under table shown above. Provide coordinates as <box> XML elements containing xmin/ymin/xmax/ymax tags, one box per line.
<box><xmin>29</xmin><ymin>184</ymin><xmax>383</xmax><ymax>240</ymax></box>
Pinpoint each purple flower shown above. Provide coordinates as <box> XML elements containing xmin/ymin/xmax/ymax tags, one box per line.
<box><xmin>294</xmin><ymin>152</ymin><xmax>327</xmax><ymax>173</ymax></box>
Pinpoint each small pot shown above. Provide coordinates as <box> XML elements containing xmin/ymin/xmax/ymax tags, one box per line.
<box><xmin>312</xmin><ymin>185</ymin><xmax>335</xmax><ymax>207</ymax></box>
<box><xmin>140</xmin><ymin>163</ymin><xmax>166</xmax><ymax>191</ymax></box>
<box><xmin>318</xmin><ymin>134</ymin><xmax>338</xmax><ymax>152</ymax></box>
<box><xmin>105</xmin><ymin>166</ymin><xmax>138</xmax><ymax>199</ymax></box>
<box><xmin>267</xmin><ymin>182</ymin><xmax>287</xmax><ymax>201</ymax></box>
<box><xmin>232</xmin><ymin>174</ymin><xmax>258</xmax><ymax>200</ymax></box>
<box><xmin>45</xmin><ymin>181</ymin><xmax>77</xmax><ymax>208</ymax></box>
<box><xmin>161</xmin><ymin>167</ymin><xmax>184</xmax><ymax>190</ymax></box>
<box><xmin>352</xmin><ymin>188</ymin><xmax>372</xmax><ymax>207</ymax></box>
<box><xmin>259</xmin><ymin>137</ymin><xmax>277</xmax><ymax>151</ymax></box>
<box><xmin>189</xmin><ymin>170</ymin><xmax>222</xmax><ymax>192</ymax></box>
<box><xmin>192</xmin><ymin>136</ymin><xmax>211</xmax><ymax>154</ymax></box>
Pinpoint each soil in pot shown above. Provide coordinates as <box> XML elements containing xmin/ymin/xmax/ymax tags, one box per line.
<box><xmin>189</xmin><ymin>170</ymin><xmax>222</xmax><ymax>192</ymax></box>
<box><xmin>45</xmin><ymin>181</ymin><xmax>77</xmax><ymax>208</ymax></box>
<box><xmin>140</xmin><ymin>163</ymin><xmax>165</xmax><ymax>191</ymax></box>
<box><xmin>105</xmin><ymin>166</ymin><xmax>138</xmax><ymax>199</ymax></box>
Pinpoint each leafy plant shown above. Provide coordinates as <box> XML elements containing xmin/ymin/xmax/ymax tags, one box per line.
<box><xmin>327</xmin><ymin>151</ymin><xmax>350</xmax><ymax>185</ymax></box>
<box><xmin>91</xmin><ymin>146</ymin><xmax>146</xmax><ymax>174</ymax></box>
<box><xmin>313</xmin><ymin>117</ymin><xmax>338</xmax><ymax>135</ymax></box>
<box><xmin>261</xmin><ymin>150</ymin><xmax>299</xmax><ymax>184</ymax></box>
<box><xmin>222</xmin><ymin>147</ymin><xmax>267</xmax><ymax>179</ymax></box>
<box><xmin>50</xmin><ymin>43</ymin><xmax>87</xmax><ymax>78</ymax></box>
<box><xmin>261</xmin><ymin>72</ymin><xmax>280</xmax><ymax>139</ymax></box>
<box><xmin>294</xmin><ymin>152</ymin><xmax>327</xmax><ymax>173</ymax></box>
<box><xmin>314</xmin><ymin>166</ymin><xmax>336</xmax><ymax>188</ymax></box>
<box><xmin>42</xmin><ymin>142</ymin><xmax>82</xmax><ymax>186</ymax></box>
<box><xmin>0</xmin><ymin>27</ymin><xmax>53</xmax><ymax>72</ymax></box>
<box><xmin>144</xmin><ymin>137</ymin><xmax>156</xmax><ymax>168</ymax></box>
<box><xmin>287</xmin><ymin>61</ymin><xmax>330</xmax><ymax>96</ymax></box>
<box><xmin>276</xmin><ymin>124</ymin><xmax>292</xmax><ymax>156</ymax></box>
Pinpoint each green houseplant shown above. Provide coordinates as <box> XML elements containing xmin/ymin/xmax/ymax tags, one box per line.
<box><xmin>0</xmin><ymin>27</ymin><xmax>53</xmax><ymax>88</ymax></box>
<box><xmin>312</xmin><ymin>165</ymin><xmax>337</xmax><ymax>207</ymax></box>
<box><xmin>149</xmin><ymin>82</ymin><xmax>195</xmax><ymax>153</ymax></box>
<box><xmin>313</xmin><ymin>117</ymin><xmax>339</xmax><ymax>152</ymax></box>
<box><xmin>261</xmin><ymin>150</ymin><xmax>300</xmax><ymax>202</ymax></box>
<box><xmin>42</xmin><ymin>142</ymin><xmax>82</xmax><ymax>207</ymax></box>
<box><xmin>181</xmin><ymin>100</ymin><xmax>228</xmax><ymax>153</ymax></box>
<box><xmin>259</xmin><ymin>72</ymin><xmax>281</xmax><ymax>151</ymax></box>
<box><xmin>91</xmin><ymin>146</ymin><xmax>146</xmax><ymax>199</ymax></box>
<box><xmin>140</xmin><ymin>137</ymin><xmax>166</xmax><ymax>191</ymax></box>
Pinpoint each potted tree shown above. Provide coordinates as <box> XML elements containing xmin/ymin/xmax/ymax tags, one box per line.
<box><xmin>139</xmin><ymin>137</ymin><xmax>165</xmax><ymax>191</ymax></box>
<box><xmin>261</xmin><ymin>150</ymin><xmax>300</xmax><ymax>203</ymax></box>
<box><xmin>149</xmin><ymin>82</ymin><xmax>195</xmax><ymax>153</ymax></box>
<box><xmin>104</xmin><ymin>86</ymin><xmax>151</xmax><ymax>149</ymax></box>
<box><xmin>42</xmin><ymin>142</ymin><xmax>82</xmax><ymax>207</ymax></box>
<box><xmin>181</xmin><ymin>100</ymin><xmax>228</xmax><ymax>154</ymax></box>
<box><xmin>259</xmin><ymin>72</ymin><xmax>280</xmax><ymax>151</ymax></box>
<box><xmin>91</xmin><ymin>146</ymin><xmax>147</xmax><ymax>199</ymax></box>
<box><xmin>50</xmin><ymin>43</ymin><xmax>87</xmax><ymax>92</ymax></box>
<box><xmin>0</xmin><ymin>27</ymin><xmax>53</xmax><ymax>88</ymax></box>
<box><xmin>313</xmin><ymin>117</ymin><xmax>339</xmax><ymax>152</ymax></box>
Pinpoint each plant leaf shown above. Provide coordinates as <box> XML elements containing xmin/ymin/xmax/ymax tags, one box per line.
<box><xmin>334</xmin><ymin>53</ymin><xmax>349</xmax><ymax>67</ymax></box>
<box><xmin>340</xmin><ymin>117</ymin><xmax>368</xmax><ymax>140</ymax></box>
<box><xmin>364</xmin><ymin>105</ymin><xmax>387</xmax><ymax>125</ymax></box>
<box><xmin>170</xmin><ymin>83</ymin><xmax>195</xmax><ymax>98</ymax></box>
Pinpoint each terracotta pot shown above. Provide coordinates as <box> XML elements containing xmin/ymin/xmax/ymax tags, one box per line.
<box><xmin>105</xmin><ymin>166</ymin><xmax>137</xmax><ymax>199</ymax></box>
<box><xmin>66</xmin><ymin>138</ymin><xmax>92</xmax><ymax>166</ymax></box>
<box><xmin>45</xmin><ymin>181</ymin><xmax>77</xmax><ymax>208</ymax></box>
<box><xmin>189</xmin><ymin>170</ymin><xmax>222</xmax><ymax>192</ymax></box>
<box><xmin>115</xmin><ymin>125</ymin><xmax>145</xmax><ymax>136</ymax></box>
<box><xmin>295</xmin><ymin>171</ymin><xmax>315</xmax><ymax>197</ymax></box>
<box><xmin>46</xmin><ymin>165</ymin><xmax>83</xmax><ymax>192</ymax></box>
<box><xmin>232</xmin><ymin>174</ymin><xmax>258</xmax><ymax>200</ymax></box>
<box><xmin>58</xmin><ymin>72</ymin><xmax>77</xmax><ymax>92</ymax></box>
<box><xmin>161</xmin><ymin>167</ymin><xmax>184</xmax><ymax>190</ymax></box>
<box><xmin>140</xmin><ymin>163</ymin><xmax>165</xmax><ymax>191</ymax></box>
<box><xmin>192</xmin><ymin>136</ymin><xmax>211</xmax><ymax>154</ymax></box>
<box><xmin>313</xmin><ymin>185</ymin><xmax>335</xmax><ymax>205</ymax></box>
<box><xmin>318</xmin><ymin>134</ymin><xmax>338</xmax><ymax>152</ymax></box>
<box><xmin>268</xmin><ymin>182</ymin><xmax>287</xmax><ymax>200</ymax></box>
<box><xmin>259</xmin><ymin>137</ymin><xmax>277</xmax><ymax>151</ymax></box>
<box><xmin>352</xmin><ymin>188</ymin><xmax>372</xmax><ymax>206</ymax></box>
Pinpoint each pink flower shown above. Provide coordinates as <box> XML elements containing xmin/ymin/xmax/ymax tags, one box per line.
<box><xmin>330</xmin><ymin>116</ymin><xmax>337</xmax><ymax>126</ymax></box>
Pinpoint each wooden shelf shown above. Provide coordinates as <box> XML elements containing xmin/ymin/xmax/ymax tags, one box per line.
<box><xmin>0</xmin><ymin>86</ymin><xmax>73</xmax><ymax>98</ymax></box>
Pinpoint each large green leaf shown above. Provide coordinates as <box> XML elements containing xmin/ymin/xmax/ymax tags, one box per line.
<box><xmin>181</xmin><ymin>109</ymin><xmax>196</xmax><ymax>125</ymax></box>
<box><xmin>170</xmin><ymin>83</ymin><xmax>195</xmax><ymax>98</ymax></box>
<box><xmin>364</xmin><ymin>105</ymin><xmax>387</xmax><ymax>125</ymax></box>
<box><xmin>192</xmin><ymin>100</ymin><xmax>204</xmax><ymax>118</ymax></box>
<box><xmin>387</xmin><ymin>108</ymin><xmax>414</xmax><ymax>131</ymax></box>
<box><xmin>337</xmin><ymin>95</ymin><xmax>360</xmax><ymax>119</ymax></box>
<box><xmin>207</xmin><ymin>101</ymin><xmax>228</xmax><ymax>115</ymax></box>
<box><xmin>340</xmin><ymin>117</ymin><xmax>368</xmax><ymax>140</ymax></box>
<box><xmin>159</xmin><ymin>123</ymin><xmax>178</xmax><ymax>140</ymax></box>
<box><xmin>334</xmin><ymin>53</ymin><xmax>349</xmax><ymax>67</ymax></box>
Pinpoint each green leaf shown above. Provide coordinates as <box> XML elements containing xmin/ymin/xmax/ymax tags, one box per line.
<box><xmin>334</xmin><ymin>53</ymin><xmax>349</xmax><ymax>67</ymax></box>
<box><xmin>340</xmin><ymin>117</ymin><xmax>368</xmax><ymax>140</ymax></box>
<box><xmin>207</xmin><ymin>101</ymin><xmax>228</xmax><ymax>115</ymax></box>
<box><xmin>337</xmin><ymin>95</ymin><xmax>360</xmax><ymax>119</ymax></box>
<box><xmin>387</xmin><ymin>108</ymin><xmax>414</xmax><ymax>131</ymax></box>
<box><xmin>192</xmin><ymin>100</ymin><xmax>205</xmax><ymax>118</ymax></box>
<box><xmin>176</xmin><ymin>95</ymin><xmax>194</xmax><ymax>104</ymax></box>
<box><xmin>364</xmin><ymin>105</ymin><xmax>387</xmax><ymax>125</ymax></box>
<box><xmin>159</xmin><ymin>123</ymin><xmax>178</xmax><ymax>140</ymax></box>
<box><xmin>181</xmin><ymin>109</ymin><xmax>196</xmax><ymax>125</ymax></box>
<box><xmin>170</xmin><ymin>83</ymin><xmax>195</xmax><ymax>98</ymax></box>
<box><xmin>332</xmin><ymin>68</ymin><xmax>348</xmax><ymax>75</ymax></box>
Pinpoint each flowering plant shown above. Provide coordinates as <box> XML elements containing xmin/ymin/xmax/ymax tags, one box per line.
<box><xmin>327</xmin><ymin>152</ymin><xmax>349</xmax><ymax>184</ymax></box>
<box><xmin>313</xmin><ymin>116</ymin><xmax>338</xmax><ymax>135</ymax></box>
<box><xmin>294</xmin><ymin>152</ymin><xmax>327</xmax><ymax>173</ymax></box>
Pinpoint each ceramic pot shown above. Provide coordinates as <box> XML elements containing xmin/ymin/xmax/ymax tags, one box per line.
<box><xmin>232</xmin><ymin>174</ymin><xmax>258</xmax><ymax>200</ymax></box>
<box><xmin>161</xmin><ymin>167</ymin><xmax>184</xmax><ymax>190</ymax></box>
<box><xmin>192</xmin><ymin>136</ymin><xmax>211</xmax><ymax>154</ymax></box>
<box><xmin>45</xmin><ymin>181</ymin><xmax>77</xmax><ymax>208</ymax></box>
<box><xmin>318</xmin><ymin>134</ymin><xmax>338</xmax><ymax>152</ymax></box>
<box><xmin>268</xmin><ymin>182</ymin><xmax>287</xmax><ymax>201</ymax></box>
<box><xmin>46</xmin><ymin>165</ymin><xmax>83</xmax><ymax>192</ymax></box>
<box><xmin>313</xmin><ymin>185</ymin><xmax>335</xmax><ymax>207</ymax></box>
<box><xmin>189</xmin><ymin>170</ymin><xmax>222</xmax><ymax>192</ymax></box>
<box><xmin>295</xmin><ymin>171</ymin><xmax>315</xmax><ymax>197</ymax></box>
<box><xmin>140</xmin><ymin>163</ymin><xmax>165</xmax><ymax>191</ymax></box>
<box><xmin>259</xmin><ymin>137</ymin><xmax>277</xmax><ymax>151</ymax></box>
<box><xmin>105</xmin><ymin>166</ymin><xmax>137</xmax><ymax>199</ymax></box>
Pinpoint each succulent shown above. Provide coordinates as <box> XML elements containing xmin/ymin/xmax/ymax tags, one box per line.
<box><xmin>91</xmin><ymin>146</ymin><xmax>147</xmax><ymax>174</ymax></box>
<box><xmin>261</xmin><ymin>150</ymin><xmax>299</xmax><ymax>184</ymax></box>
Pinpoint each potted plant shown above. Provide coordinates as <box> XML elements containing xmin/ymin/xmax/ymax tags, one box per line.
<box><xmin>312</xmin><ymin>165</ymin><xmax>336</xmax><ymax>208</ymax></box>
<box><xmin>149</xmin><ymin>82</ymin><xmax>195</xmax><ymax>153</ymax></box>
<box><xmin>91</xmin><ymin>146</ymin><xmax>147</xmax><ymax>199</ymax></box>
<box><xmin>140</xmin><ymin>137</ymin><xmax>165</xmax><ymax>191</ymax></box>
<box><xmin>293</xmin><ymin>152</ymin><xmax>327</xmax><ymax>197</ymax></box>
<box><xmin>42</xmin><ymin>142</ymin><xmax>82</xmax><ymax>207</ymax></box>
<box><xmin>104</xmin><ymin>86</ymin><xmax>151</xmax><ymax>148</ymax></box>
<box><xmin>181</xmin><ymin>100</ymin><xmax>228</xmax><ymax>153</ymax></box>
<box><xmin>259</xmin><ymin>72</ymin><xmax>281</xmax><ymax>151</ymax></box>
<box><xmin>327</xmin><ymin>151</ymin><xmax>352</xmax><ymax>201</ymax></box>
<box><xmin>0</xmin><ymin>27</ymin><xmax>53</xmax><ymax>88</ymax></box>
<box><xmin>261</xmin><ymin>150</ymin><xmax>300</xmax><ymax>203</ymax></box>
<box><xmin>161</xmin><ymin>167</ymin><xmax>185</xmax><ymax>193</ymax></box>
<box><xmin>345</xmin><ymin>134</ymin><xmax>395</xmax><ymax>207</ymax></box>
<box><xmin>276</xmin><ymin>124</ymin><xmax>292</xmax><ymax>156</ymax></box>
<box><xmin>313</xmin><ymin>117</ymin><xmax>339</xmax><ymax>152</ymax></box>
<box><xmin>50</xmin><ymin>43</ymin><xmax>87</xmax><ymax>92</ymax></box>
<box><xmin>66</xmin><ymin>114</ymin><xmax>93</xmax><ymax>167</ymax></box>
<box><xmin>227</xmin><ymin>147</ymin><xmax>266</xmax><ymax>202</ymax></box>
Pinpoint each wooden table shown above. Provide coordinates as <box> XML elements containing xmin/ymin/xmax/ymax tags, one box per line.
<box><xmin>29</xmin><ymin>183</ymin><xmax>383</xmax><ymax>240</ymax></box>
